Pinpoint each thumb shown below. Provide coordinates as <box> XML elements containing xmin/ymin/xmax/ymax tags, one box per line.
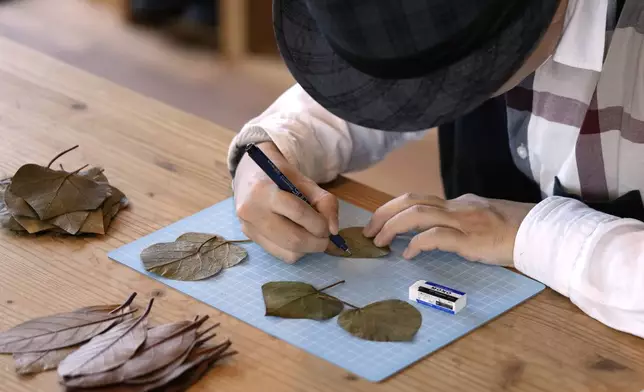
<box><xmin>299</xmin><ymin>179</ymin><xmax>339</xmax><ymax>235</ymax></box>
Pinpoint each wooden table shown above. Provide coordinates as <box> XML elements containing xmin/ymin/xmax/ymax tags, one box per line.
<box><xmin>0</xmin><ymin>37</ymin><xmax>643</xmax><ymax>392</ymax></box>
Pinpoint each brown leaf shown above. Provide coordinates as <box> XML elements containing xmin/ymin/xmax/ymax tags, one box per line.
<box><xmin>0</xmin><ymin>179</ymin><xmax>33</xmax><ymax>231</ymax></box>
<box><xmin>61</xmin><ymin>343</ymin><xmax>234</xmax><ymax>392</ymax></box>
<box><xmin>13</xmin><ymin>346</ymin><xmax>76</xmax><ymax>375</ymax></box>
<box><xmin>3</xmin><ymin>187</ymin><xmax>38</xmax><ymax>218</ymax></box>
<box><xmin>61</xmin><ymin>318</ymin><xmax>205</xmax><ymax>388</ymax></box>
<box><xmin>325</xmin><ymin>227</ymin><xmax>390</xmax><ymax>258</ymax></box>
<box><xmin>140</xmin><ymin>234</ymin><xmax>248</xmax><ymax>281</ymax></box>
<box><xmin>337</xmin><ymin>300</ymin><xmax>422</xmax><ymax>342</ymax></box>
<box><xmin>78</xmin><ymin>208</ymin><xmax>105</xmax><ymax>235</ymax></box>
<box><xmin>0</xmin><ymin>302</ymin><xmax>137</xmax><ymax>354</ymax></box>
<box><xmin>155</xmin><ymin>344</ymin><xmax>234</xmax><ymax>392</ymax></box>
<box><xmin>102</xmin><ymin>187</ymin><xmax>127</xmax><ymax>231</ymax></box>
<box><xmin>262</xmin><ymin>281</ymin><xmax>344</xmax><ymax>320</ymax></box>
<box><xmin>12</xmin><ymin>215</ymin><xmax>57</xmax><ymax>234</ymax></box>
<box><xmin>124</xmin><ymin>341</ymin><xmax>196</xmax><ymax>386</ymax></box>
<box><xmin>9</xmin><ymin>164</ymin><xmax>112</xmax><ymax>220</ymax></box>
<box><xmin>137</xmin><ymin>341</ymin><xmax>234</xmax><ymax>392</ymax></box>
<box><xmin>58</xmin><ymin>299</ymin><xmax>152</xmax><ymax>377</ymax></box>
<box><xmin>0</xmin><ymin>209</ymin><xmax>24</xmax><ymax>231</ymax></box>
<box><xmin>80</xmin><ymin>167</ymin><xmax>109</xmax><ymax>184</ymax></box>
<box><xmin>47</xmin><ymin>211</ymin><xmax>91</xmax><ymax>235</ymax></box>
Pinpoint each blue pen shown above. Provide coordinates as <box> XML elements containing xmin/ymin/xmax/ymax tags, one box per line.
<box><xmin>244</xmin><ymin>143</ymin><xmax>351</xmax><ymax>255</ymax></box>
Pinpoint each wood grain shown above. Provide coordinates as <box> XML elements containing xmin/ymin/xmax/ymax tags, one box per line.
<box><xmin>0</xmin><ymin>37</ymin><xmax>643</xmax><ymax>392</ymax></box>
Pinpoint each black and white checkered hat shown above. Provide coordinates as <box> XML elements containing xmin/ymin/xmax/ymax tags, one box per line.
<box><xmin>273</xmin><ymin>0</ymin><xmax>560</xmax><ymax>132</ymax></box>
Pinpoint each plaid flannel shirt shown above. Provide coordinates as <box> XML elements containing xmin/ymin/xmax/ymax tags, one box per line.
<box><xmin>228</xmin><ymin>0</ymin><xmax>644</xmax><ymax>338</ymax></box>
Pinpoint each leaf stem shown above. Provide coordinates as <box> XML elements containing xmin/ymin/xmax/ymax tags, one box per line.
<box><xmin>70</xmin><ymin>164</ymin><xmax>89</xmax><ymax>175</ymax></box>
<box><xmin>47</xmin><ymin>145</ymin><xmax>79</xmax><ymax>168</ymax></box>
<box><xmin>340</xmin><ymin>300</ymin><xmax>359</xmax><ymax>309</ymax></box>
<box><xmin>318</xmin><ymin>280</ymin><xmax>345</xmax><ymax>292</ymax></box>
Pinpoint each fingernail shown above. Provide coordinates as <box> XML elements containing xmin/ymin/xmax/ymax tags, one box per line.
<box><xmin>402</xmin><ymin>248</ymin><xmax>412</xmax><ymax>259</ymax></box>
<box><xmin>372</xmin><ymin>236</ymin><xmax>383</xmax><ymax>247</ymax></box>
<box><xmin>363</xmin><ymin>224</ymin><xmax>374</xmax><ymax>237</ymax></box>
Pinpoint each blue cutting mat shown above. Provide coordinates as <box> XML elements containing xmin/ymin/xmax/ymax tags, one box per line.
<box><xmin>108</xmin><ymin>197</ymin><xmax>544</xmax><ymax>382</ymax></box>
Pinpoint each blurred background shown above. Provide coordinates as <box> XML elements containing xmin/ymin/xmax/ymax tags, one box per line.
<box><xmin>0</xmin><ymin>0</ymin><xmax>441</xmax><ymax>197</ymax></box>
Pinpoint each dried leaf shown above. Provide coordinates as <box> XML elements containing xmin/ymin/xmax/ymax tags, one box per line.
<box><xmin>13</xmin><ymin>346</ymin><xmax>76</xmax><ymax>375</ymax></box>
<box><xmin>155</xmin><ymin>344</ymin><xmax>234</xmax><ymax>392</ymax></box>
<box><xmin>176</xmin><ymin>233</ymin><xmax>247</xmax><ymax>268</ymax></box>
<box><xmin>61</xmin><ymin>318</ymin><xmax>205</xmax><ymax>388</ymax></box>
<box><xmin>337</xmin><ymin>300</ymin><xmax>422</xmax><ymax>342</ymax></box>
<box><xmin>78</xmin><ymin>208</ymin><xmax>105</xmax><ymax>235</ymax></box>
<box><xmin>80</xmin><ymin>167</ymin><xmax>109</xmax><ymax>184</ymax></box>
<box><xmin>65</xmin><ymin>342</ymin><xmax>234</xmax><ymax>392</ymax></box>
<box><xmin>58</xmin><ymin>300</ymin><xmax>152</xmax><ymax>377</ymax></box>
<box><xmin>124</xmin><ymin>341</ymin><xmax>196</xmax><ymax>385</ymax></box>
<box><xmin>48</xmin><ymin>211</ymin><xmax>91</xmax><ymax>235</ymax></box>
<box><xmin>0</xmin><ymin>208</ymin><xmax>24</xmax><ymax>231</ymax></box>
<box><xmin>3</xmin><ymin>187</ymin><xmax>38</xmax><ymax>218</ymax></box>
<box><xmin>140</xmin><ymin>234</ymin><xmax>248</xmax><ymax>281</ymax></box>
<box><xmin>13</xmin><ymin>215</ymin><xmax>57</xmax><ymax>234</ymax></box>
<box><xmin>9</xmin><ymin>164</ymin><xmax>112</xmax><ymax>220</ymax></box>
<box><xmin>0</xmin><ymin>304</ymin><xmax>137</xmax><ymax>353</ymax></box>
<box><xmin>325</xmin><ymin>227</ymin><xmax>390</xmax><ymax>258</ymax></box>
<box><xmin>137</xmin><ymin>341</ymin><xmax>234</xmax><ymax>392</ymax></box>
<box><xmin>262</xmin><ymin>281</ymin><xmax>344</xmax><ymax>320</ymax></box>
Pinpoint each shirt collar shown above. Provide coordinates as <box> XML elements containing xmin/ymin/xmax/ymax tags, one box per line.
<box><xmin>552</xmin><ymin>0</ymin><xmax>608</xmax><ymax>72</ymax></box>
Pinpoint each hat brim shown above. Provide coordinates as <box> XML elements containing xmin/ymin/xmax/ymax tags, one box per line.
<box><xmin>274</xmin><ymin>0</ymin><xmax>559</xmax><ymax>132</ymax></box>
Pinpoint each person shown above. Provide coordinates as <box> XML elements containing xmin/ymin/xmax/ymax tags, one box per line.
<box><xmin>227</xmin><ymin>0</ymin><xmax>644</xmax><ymax>338</ymax></box>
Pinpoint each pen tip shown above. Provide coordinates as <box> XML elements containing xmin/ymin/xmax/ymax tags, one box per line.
<box><xmin>345</xmin><ymin>249</ymin><xmax>352</xmax><ymax>256</ymax></box>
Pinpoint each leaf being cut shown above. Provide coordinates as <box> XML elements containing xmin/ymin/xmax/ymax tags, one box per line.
<box><xmin>262</xmin><ymin>281</ymin><xmax>344</xmax><ymax>320</ymax></box>
<box><xmin>58</xmin><ymin>299</ymin><xmax>152</xmax><ymax>377</ymax></box>
<box><xmin>140</xmin><ymin>234</ymin><xmax>248</xmax><ymax>281</ymax></box>
<box><xmin>325</xmin><ymin>227</ymin><xmax>390</xmax><ymax>258</ymax></box>
<box><xmin>337</xmin><ymin>300</ymin><xmax>422</xmax><ymax>342</ymax></box>
<box><xmin>0</xmin><ymin>297</ymin><xmax>137</xmax><ymax>353</ymax></box>
<box><xmin>9</xmin><ymin>164</ymin><xmax>112</xmax><ymax>220</ymax></box>
<box><xmin>13</xmin><ymin>346</ymin><xmax>76</xmax><ymax>375</ymax></box>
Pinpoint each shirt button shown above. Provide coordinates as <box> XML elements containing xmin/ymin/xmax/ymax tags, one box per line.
<box><xmin>517</xmin><ymin>144</ymin><xmax>528</xmax><ymax>160</ymax></box>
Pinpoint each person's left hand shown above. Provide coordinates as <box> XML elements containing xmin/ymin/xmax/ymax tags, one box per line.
<box><xmin>363</xmin><ymin>193</ymin><xmax>536</xmax><ymax>266</ymax></box>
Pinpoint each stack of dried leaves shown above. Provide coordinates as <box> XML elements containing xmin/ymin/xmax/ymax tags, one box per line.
<box><xmin>141</xmin><ymin>233</ymin><xmax>250</xmax><ymax>281</ymax></box>
<box><xmin>262</xmin><ymin>280</ymin><xmax>422</xmax><ymax>342</ymax></box>
<box><xmin>0</xmin><ymin>146</ymin><xmax>128</xmax><ymax>235</ymax></box>
<box><xmin>0</xmin><ymin>293</ymin><xmax>235</xmax><ymax>391</ymax></box>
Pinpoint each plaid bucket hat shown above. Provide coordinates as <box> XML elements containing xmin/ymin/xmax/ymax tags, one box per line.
<box><xmin>273</xmin><ymin>0</ymin><xmax>561</xmax><ymax>132</ymax></box>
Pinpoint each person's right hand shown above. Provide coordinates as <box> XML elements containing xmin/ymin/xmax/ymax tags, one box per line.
<box><xmin>233</xmin><ymin>142</ymin><xmax>339</xmax><ymax>263</ymax></box>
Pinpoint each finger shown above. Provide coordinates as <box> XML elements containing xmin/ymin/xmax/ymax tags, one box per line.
<box><xmin>270</xmin><ymin>189</ymin><xmax>330</xmax><ymax>238</ymax></box>
<box><xmin>245</xmin><ymin>213</ymin><xmax>329</xmax><ymax>253</ymax></box>
<box><xmin>242</xmin><ymin>222</ymin><xmax>304</xmax><ymax>264</ymax></box>
<box><xmin>403</xmin><ymin>227</ymin><xmax>466</xmax><ymax>259</ymax></box>
<box><xmin>364</xmin><ymin>193</ymin><xmax>446</xmax><ymax>237</ymax></box>
<box><xmin>373</xmin><ymin>205</ymin><xmax>461</xmax><ymax>246</ymax></box>
<box><xmin>312</xmin><ymin>192</ymin><xmax>339</xmax><ymax>235</ymax></box>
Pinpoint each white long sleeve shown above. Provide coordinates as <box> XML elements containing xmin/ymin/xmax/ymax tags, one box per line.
<box><xmin>227</xmin><ymin>84</ymin><xmax>428</xmax><ymax>183</ymax></box>
<box><xmin>514</xmin><ymin>196</ymin><xmax>644</xmax><ymax>338</ymax></box>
